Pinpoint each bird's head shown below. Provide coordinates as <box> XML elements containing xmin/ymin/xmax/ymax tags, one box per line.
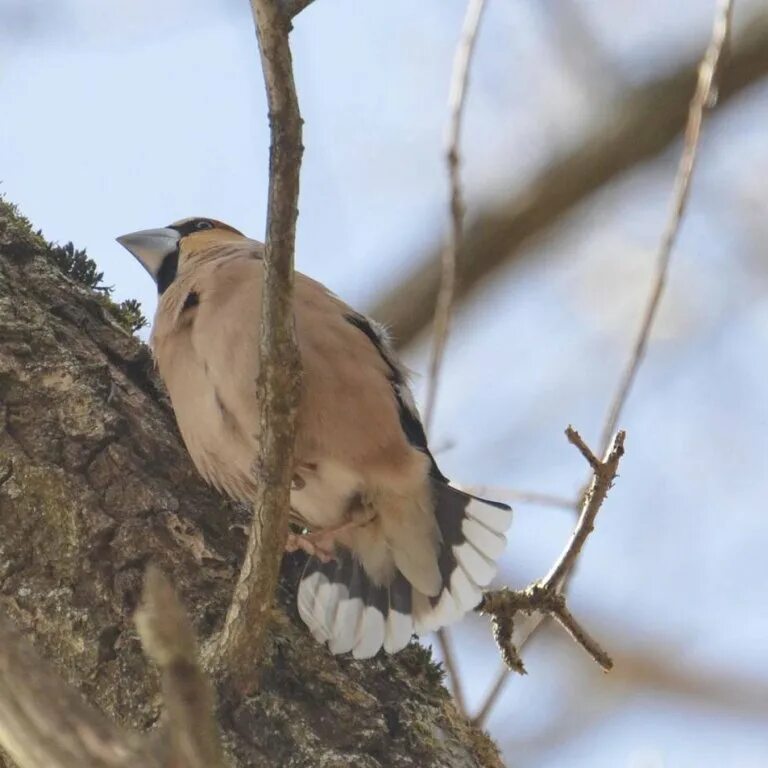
<box><xmin>117</xmin><ymin>217</ymin><xmax>245</xmax><ymax>293</ymax></box>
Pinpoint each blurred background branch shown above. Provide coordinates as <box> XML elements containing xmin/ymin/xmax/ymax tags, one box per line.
<box><xmin>0</xmin><ymin>566</ymin><xmax>225</xmax><ymax>768</ymax></box>
<box><xmin>371</xmin><ymin>8</ymin><xmax>768</xmax><ymax>348</ymax></box>
<box><xmin>0</xmin><ymin>610</ymin><xmax>159</xmax><ymax>768</ymax></box>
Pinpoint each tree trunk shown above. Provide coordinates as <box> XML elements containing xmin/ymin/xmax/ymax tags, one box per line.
<box><xmin>0</xmin><ymin>200</ymin><xmax>501</xmax><ymax>768</ymax></box>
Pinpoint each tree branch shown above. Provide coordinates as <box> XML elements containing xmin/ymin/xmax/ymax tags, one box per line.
<box><xmin>423</xmin><ymin>0</ymin><xmax>486</xmax><ymax>433</ymax></box>
<box><xmin>479</xmin><ymin>429</ymin><xmax>625</xmax><ymax>674</ymax></box>
<box><xmin>0</xmin><ymin>612</ymin><xmax>161</xmax><ymax>768</ymax></box>
<box><xmin>210</xmin><ymin>0</ymin><xmax>304</xmax><ymax>686</ymax></box>
<box><xmin>370</xmin><ymin>8</ymin><xmax>768</xmax><ymax>348</ymax></box>
<box><xmin>0</xmin><ymin>565</ymin><xmax>229</xmax><ymax>768</ymax></box>
<box><xmin>463</xmin><ymin>485</ymin><xmax>578</xmax><ymax>511</ymax></box>
<box><xmin>429</xmin><ymin>0</ymin><xmax>488</xmax><ymax>716</ymax></box>
<box><xmin>471</xmin><ymin>0</ymin><xmax>736</xmax><ymax>725</ymax></box>
<box><xmin>598</xmin><ymin>0</ymin><xmax>733</xmax><ymax>453</ymax></box>
<box><xmin>135</xmin><ymin>567</ymin><xmax>224</xmax><ymax>768</ymax></box>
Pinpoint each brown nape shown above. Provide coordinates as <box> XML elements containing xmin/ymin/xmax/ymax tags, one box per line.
<box><xmin>208</xmin><ymin>219</ymin><xmax>245</xmax><ymax>236</ymax></box>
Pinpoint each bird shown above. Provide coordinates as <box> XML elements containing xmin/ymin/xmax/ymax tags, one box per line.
<box><xmin>117</xmin><ymin>217</ymin><xmax>512</xmax><ymax>659</ymax></box>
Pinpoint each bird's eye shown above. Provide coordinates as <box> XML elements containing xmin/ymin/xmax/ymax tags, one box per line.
<box><xmin>195</xmin><ymin>220</ymin><xmax>214</xmax><ymax>231</ymax></box>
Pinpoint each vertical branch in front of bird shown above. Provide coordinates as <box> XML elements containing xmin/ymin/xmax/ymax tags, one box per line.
<box><xmin>424</xmin><ymin>0</ymin><xmax>488</xmax><ymax>717</ymax></box>
<box><xmin>472</xmin><ymin>0</ymin><xmax>734</xmax><ymax>727</ymax></box>
<box><xmin>212</xmin><ymin>0</ymin><xmax>304</xmax><ymax>686</ymax></box>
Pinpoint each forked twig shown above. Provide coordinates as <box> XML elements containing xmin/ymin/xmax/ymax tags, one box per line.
<box><xmin>479</xmin><ymin>429</ymin><xmax>624</xmax><ymax>675</ymax></box>
<box><xmin>473</xmin><ymin>0</ymin><xmax>734</xmax><ymax>726</ymax></box>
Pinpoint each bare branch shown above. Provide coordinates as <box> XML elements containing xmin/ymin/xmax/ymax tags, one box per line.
<box><xmin>0</xmin><ymin>612</ymin><xmax>160</xmax><ymax>768</ymax></box>
<box><xmin>136</xmin><ymin>567</ymin><xmax>224</xmax><ymax>768</ymax></box>
<box><xmin>473</xmin><ymin>1</ymin><xmax>736</xmax><ymax>725</ymax></box>
<box><xmin>212</xmin><ymin>0</ymin><xmax>303</xmax><ymax>685</ymax></box>
<box><xmin>542</xmin><ymin>428</ymin><xmax>625</xmax><ymax>589</ymax></box>
<box><xmin>563</xmin><ymin>426</ymin><xmax>601</xmax><ymax>472</ymax></box>
<box><xmin>472</xmin><ymin>666</ymin><xmax>509</xmax><ymax>728</ymax></box>
<box><xmin>463</xmin><ymin>486</ymin><xmax>578</xmax><ymax>511</ymax></box>
<box><xmin>598</xmin><ymin>0</ymin><xmax>734</xmax><ymax>453</ymax></box>
<box><xmin>480</xmin><ymin>429</ymin><xmax>625</xmax><ymax>674</ymax></box>
<box><xmin>434</xmin><ymin>627</ymin><xmax>470</xmax><ymax>716</ymax></box>
<box><xmin>423</xmin><ymin>0</ymin><xmax>487</xmax><ymax>433</ymax></box>
<box><xmin>370</xmin><ymin>9</ymin><xmax>768</xmax><ymax>348</ymax></box>
<box><xmin>428</xmin><ymin>0</ymin><xmax>488</xmax><ymax>715</ymax></box>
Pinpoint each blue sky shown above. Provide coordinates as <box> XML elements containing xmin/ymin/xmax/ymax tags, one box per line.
<box><xmin>3</xmin><ymin>1</ymin><xmax>768</xmax><ymax>765</ymax></box>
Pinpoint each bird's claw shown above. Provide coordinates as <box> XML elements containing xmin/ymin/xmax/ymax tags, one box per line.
<box><xmin>285</xmin><ymin>532</ymin><xmax>336</xmax><ymax>563</ymax></box>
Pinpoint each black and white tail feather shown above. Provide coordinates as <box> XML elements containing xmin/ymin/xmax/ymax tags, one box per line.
<box><xmin>297</xmin><ymin>311</ymin><xmax>511</xmax><ymax>659</ymax></box>
<box><xmin>298</xmin><ymin>481</ymin><xmax>512</xmax><ymax>659</ymax></box>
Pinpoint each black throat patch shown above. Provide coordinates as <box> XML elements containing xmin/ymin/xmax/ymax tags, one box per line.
<box><xmin>156</xmin><ymin>251</ymin><xmax>179</xmax><ymax>294</ymax></box>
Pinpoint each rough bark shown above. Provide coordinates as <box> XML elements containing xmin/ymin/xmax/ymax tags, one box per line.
<box><xmin>0</xmin><ymin>200</ymin><xmax>501</xmax><ymax>768</ymax></box>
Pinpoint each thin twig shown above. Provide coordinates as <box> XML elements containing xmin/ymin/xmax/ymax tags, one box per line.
<box><xmin>541</xmin><ymin>428</ymin><xmax>624</xmax><ymax>589</ymax></box>
<box><xmin>435</xmin><ymin>626</ymin><xmax>470</xmax><ymax>716</ymax></box>
<box><xmin>479</xmin><ymin>429</ymin><xmax>624</xmax><ymax>675</ymax></box>
<box><xmin>211</xmin><ymin>0</ymin><xmax>304</xmax><ymax>686</ymax></box>
<box><xmin>599</xmin><ymin>0</ymin><xmax>734</xmax><ymax>454</ymax></box>
<box><xmin>564</xmin><ymin>427</ymin><xmax>601</xmax><ymax>472</ymax></box>
<box><xmin>463</xmin><ymin>485</ymin><xmax>578</xmax><ymax>511</ymax></box>
<box><xmin>423</xmin><ymin>0</ymin><xmax>487</xmax><ymax>432</ymax></box>
<box><xmin>472</xmin><ymin>666</ymin><xmax>509</xmax><ymax>728</ymax></box>
<box><xmin>135</xmin><ymin>566</ymin><xmax>224</xmax><ymax>768</ymax></box>
<box><xmin>472</xmin><ymin>0</ymin><xmax>735</xmax><ymax>724</ymax></box>
<box><xmin>370</xmin><ymin>4</ymin><xmax>768</xmax><ymax>349</ymax></box>
<box><xmin>427</xmin><ymin>0</ymin><xmax>487</xmax><ymax>715</ymax></box>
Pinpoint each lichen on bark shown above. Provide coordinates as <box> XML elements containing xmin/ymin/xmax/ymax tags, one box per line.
<box><xmin>0</xmin><ymin>199</ymin><xmax>501</xmax><ymax>768</ymax></box>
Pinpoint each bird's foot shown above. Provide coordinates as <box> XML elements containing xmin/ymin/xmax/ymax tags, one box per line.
<box><xmin>284</xmin><ymin>511</ymin><xmax>377</xmax><ymax>563</ymax></box>
<box><xmin>285</xmin><ymin>531</ymin><xmax>336</xmax><ymax>563</ymax></box>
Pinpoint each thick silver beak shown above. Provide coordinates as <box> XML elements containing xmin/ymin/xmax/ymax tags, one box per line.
<box><xmin>116</xmin><ymin>227</ymin><xmax>179</xmax><ymax>281</ymax></box>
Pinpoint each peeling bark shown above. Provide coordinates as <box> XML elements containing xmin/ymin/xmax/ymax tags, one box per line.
<box><xmin>0</xmin><ymin>201</ymin><xmax>501</xmax><ymax>768</ymax></box>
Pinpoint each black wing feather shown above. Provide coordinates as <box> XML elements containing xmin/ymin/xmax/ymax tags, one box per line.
<box><xmin>343</xmin><ymin>313</ymin><xmax>448</xmax><ymax>482</ymax></box>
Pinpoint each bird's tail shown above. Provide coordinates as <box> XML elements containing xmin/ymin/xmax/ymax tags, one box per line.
<box><xmin>297</xmin><ymin>482</ymin><xmax>512</xmax><ymax>659</ymax></box>
<box><xmin>414</xmin><ymin>482</ymin><xmax>512</xmax><ymax>634</ymax></box>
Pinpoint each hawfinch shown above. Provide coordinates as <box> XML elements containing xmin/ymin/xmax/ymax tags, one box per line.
<box><xmin>117</xmin><ymin>217</ymin><xmax>512</xmax><ymax>659</ymax></box>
